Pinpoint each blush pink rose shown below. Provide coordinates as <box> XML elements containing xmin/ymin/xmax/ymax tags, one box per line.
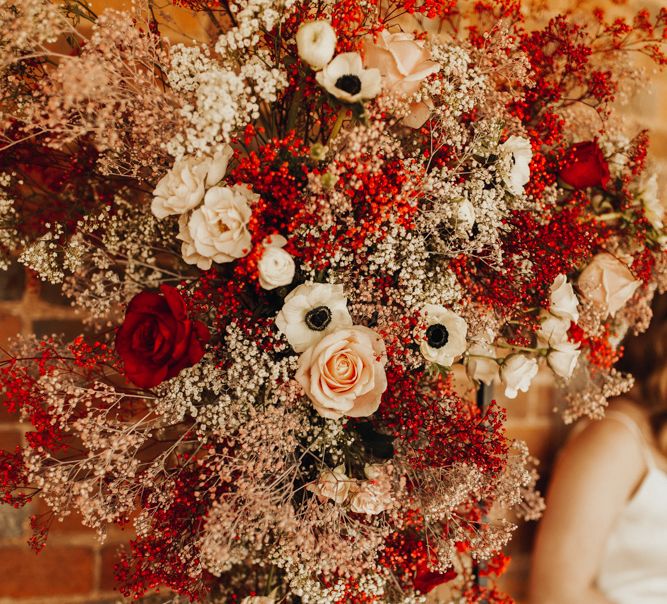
<box><xmin>364</xmin><ymin>30</ymin><xmax>440</xmax><ymax>128</ymax></box>
<box><xmin>295</xmin><ymin>326</ymin><xmax>388</xmax><ymax>420</ymax></box>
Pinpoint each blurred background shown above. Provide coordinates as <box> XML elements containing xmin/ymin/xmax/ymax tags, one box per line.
<box><xmin>0</xmin><ymin>0</ymin><xmax>666</xmax><ymax>602</ymax></box>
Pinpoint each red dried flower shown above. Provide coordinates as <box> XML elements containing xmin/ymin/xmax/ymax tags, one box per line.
<box><xmin>115</xmin><ymin>285</ymin><xmax>210</xmax><ymax>389</ymax></box>
<box><xmin>559</xmin><ymin>141</ymin><xmax>610</xmax><ymax>189</ymax></box>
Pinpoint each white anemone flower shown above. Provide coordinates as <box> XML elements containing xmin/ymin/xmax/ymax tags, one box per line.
<box><xmin>419</xmin><ymin>304</ymin><xmax>468</xmax><ymax>367</ymax></box>
<box><xmin>275</xmin><ymin>282</ymin><xmax>352</xmax><ymax>352</ymax></box>
<box><xmin>316</xmin><ymin>52</ymin><xmax>381</xmax><ymax>104</ymax></box>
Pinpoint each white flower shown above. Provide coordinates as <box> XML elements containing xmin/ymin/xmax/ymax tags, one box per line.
<box><xmin>536</xmin><ymin>311</ymin><xmax>571</xmax><ymax>347</ymax></box>
<box><xmin>419</xmin><ymin>304</ymin><xmax>468</xmax><ymax>367</ymax></box>
<box><xmin>177</xmin><ymin>184</ymin><xmax>256</xmax><ymax>270</ymax></box>
<box><xmin>547</xmin><ymin>340</ymin><xmax>581</xmax><ymax>380</ymax></box>
<box><xmin>500</xmin><ymin>354</ymin><xmax>538</xmax><ymax>399</ymax></box>
<box><xmin>241</xmin><ymin>595</ymin><xmax>276</xmax><ymax>604</ymax></box>
<box><xmin>316</xmin><ymin>52</ymin><xmax>381</xmax><ymax>104</ymax></box>
<box><xmin>349</xmin><ymin>464</ymin><xmax>393</xmax><ymax>515</ymax></box>
<box><xmin>307</xmin><ymin>465</ymin><xmax>352</xmax><ymax>504</ymax></box>
<box><xmin>640</xmin><ymin>173</ymin><xmax>664</xmax><ymax>230</ymax></box>
<box><xmin>500</xmin><ymin>136</ymin><xmax>532</xmax><ymax>196</ymax></box>
<box><xmin>455</xmin><ymin>200</ymin><xmax>476</xmax><ymax>235</ymax></box>
<box><xmin>258</xmin><ymin>235</ymin><xmax>295</xmax><ymax>290</ymax></box>
<box><xmin>296</xmin><ymin>325</ymin><xmax>387</xmax><ymax>420</ymax></box>
<box><xmin>549</xmin><ymin>274</ymin><xmax>579</xmax><ymax>322</ymax></box>
<box><xmin>296</xmin><ymin>21</ymin><xmax>337</xmax><ymax>70</ymax></box>
<box><xmin>275</xmin><ymin>282</ymin><xmax>352</xmax><ymax>352</ymax></box>
<box><xmin>152</xmin><ymin>147</ymin><xmax>234</xmax><ymax>219</ymax></box>
<box><xmin>577</xmin><ymin>253</ymin><xmax>640</xmax><ymax>317</ymax></box>
<box><xmin>466</xmin><ymin>341</ymin><xmax>500</xmax><ymax>385</ymax></box>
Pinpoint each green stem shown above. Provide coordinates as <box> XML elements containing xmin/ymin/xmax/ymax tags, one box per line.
<box><xmin>328</xmin><ymin>108</ymin><xmax>347</xmax><ymax>143</ymax></box>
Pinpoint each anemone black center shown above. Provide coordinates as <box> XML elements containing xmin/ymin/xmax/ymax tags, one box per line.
<box><xmin>335</xmin><ymin>74</ymin><xmax>362</xmax><ymax>95</ymax></box>
<box><xmin>305</xmin><ymin>306</ymin><xmax>332</xmax><ymax>331</ymax></box>
<box><xmin>426</xmin><ymin>323</ymin><xmax>449</xmax><ymax>349</ymax></box>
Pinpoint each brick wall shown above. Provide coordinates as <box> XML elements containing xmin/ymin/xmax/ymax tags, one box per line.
<box><xmin>1</xmin><ymin>0</ymin><xmax>666</xmax><ymax>602</ymax></box>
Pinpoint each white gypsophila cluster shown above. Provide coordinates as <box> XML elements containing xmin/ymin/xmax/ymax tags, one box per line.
<box><xmin>0</xmin><ymin>0</ymin><xmax>65</xmax><ymax>70</ymax></box>
<box><xmin>167</xmin><ymin>42</ymin><xmax>288</xmax><ymax>157</ymax></box>
<box><xmin>18</xmin><ymin>225</ymin><xmax>66</xmax><ymax>283</ymax></box>
<box><xmin>0</xmin><ymin>175</ymin><xmax>22</xmax><ymax>270</ymax></box>
<box><xmin>59</xmin><ymin>199</ymin><xmax>176</xmax><ymax>323</ymax></box>
<box><xmin>214</xmin><ymin>0</ymin><xmax>297</xmax><ymax>52</ymax></box>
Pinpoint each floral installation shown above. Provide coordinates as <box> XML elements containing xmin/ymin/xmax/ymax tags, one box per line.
<box><xmin>0</xmin><ymin>0</ymin><xmax>666</xmax><ymax>603</ymax></box>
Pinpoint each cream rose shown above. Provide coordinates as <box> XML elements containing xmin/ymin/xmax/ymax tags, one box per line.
<box><xmin>177</xmin><ymin>184</ymin><xmax>257</xmax><ymax>270</ymax></box>
<box><xmin>258</xmin><ymin>235</ymin><xmax>295</xmax><ymax>290</ymax></box>
<box><xmin>547</xmin><ymin>340</ymin><xmax>581</xmax><ymax>380</ymax></box>
<box><xmin>306</xmin><ymin>465</ymin><xmax>352</xmax><ymax>504</ymax></box>
<box><xmin>296</xmin><ymin>326</ymin><xmax>387</xmax><ymax>420</ymax></box>
<box><xmin>536</xmin><ymin>311</ymin><xmax>570</xmax><ymax>347</ymax></box>
<box><xmin>549</xmin><ymin>274</ymin><xmax>579</xmax><ymax>322</ymax></box>
<box><xmin>500</xmin><ymin>354</ymin><xmax>538</xmax><ymax>399</ymax></box>
<box><xmin>152</xmin><ymin>147</ymin><xmax>233</xmax><ymax>219</ymax></box>
<box><xmin>363</xmin><ymin>30</ymin><xmax>440</xmax><ymax>128</ymax></box>
<box><xmin>577</xmin><ymin>253</ymin><xmax>639</xmax><ymax>317</ymax></box>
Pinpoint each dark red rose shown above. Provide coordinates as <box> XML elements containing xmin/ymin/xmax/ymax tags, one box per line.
<box><xmin>413</xmin><ymin>562</ymin><xmax>457</xmax><ymax>594</ymax></box>
<box><xmin>559</xmin><ymin>141</ymin><xmax>610</xmax><ymax>189</ymax></box>
<box><xmin>115</xmin><ymin>285</ymin><xmax>210</xmax><ymax>389</ymax></box>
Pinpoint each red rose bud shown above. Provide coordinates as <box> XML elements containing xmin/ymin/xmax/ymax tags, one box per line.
<box><xmin>559</xmin><ymin>141</ymin><xmax>610</xmax><ymax>189</ymax></box>
<box><xmin>115</xmin><ymin>285</ymin><xmax>210</xmax><ymax>389</ymax></box>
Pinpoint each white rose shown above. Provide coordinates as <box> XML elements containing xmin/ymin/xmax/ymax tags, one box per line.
<box><xmin>536</xmin><ymin>311</ymin><xmax>570</xmax><ymax>347</ymax></box>
<box><xmin>640</xmin><ymin>173</ymin><xmax>664</xmax><ymax>230</ymax></box>
<box><xmin>419</xmin><ymin>304</ymin><xmax>468</xmax><ymax>367</ymax></box>
<box><xmin>177</xmin><ymin>184</ymin><xmax>256</xmax><ymax>270</ymax></box>
<box><xmin>151</xmin><ymin>147</ymin><xmax>233</xmax><ymax>219</ymax></box>
<box><xmin>258</xmin><ymin>235</ymin><xmax>295</xmax><ymax>290</ymax></box>
<box><xmin>500</xmin><ymin>136</ymin><xmax>532</xmax><ymax>196</ymax></box>
<box><xmin>466</xmin><ymin>341</ymin><xmax>500</xmax><ymax>386</ymax></box>
<box><xmin>577</xmin><ymin>253</ymin><xmax>640</xmax><ymax>317</ymax></box>
<box><xmin>349</xmin><ymin>463</ymin><xmax>392</xmax><ymax>515</ymax></box>
<box><xmin>316</xmin><ymin>52</ymin><xmax>381</xmax><ymax>104</ymax></box>
<box><xmin>500</xmin><ymin>354</ymin><xmax>538</xmax><ymax>399</ymax></box>
<box><xmin>275</xmin><ymin>282</ymin><xmax>352</xmax><ymax>353</ymax></box>
<box><xmin>296</xmin><ymin>21</ymin><xmax>337</xmax><ymax>70</ymax></box>
<box><xmin>296</xmin><ymin>326</ymin><xmax>388</xmax><ymax>420</ymax></box>
<box><xmin>549</xmin><ymin>274</ymin><xmax>579</xmax><ymax>322</ymax></box>
<box><xmin>306</xmin><ymin>465</ymin><xmax>352</xmax><ymax>504</ymax></box>
<box><xmin>547</xmin><ymin>340</ymin><xmax>581</xmax><ymax>380</ymax></box>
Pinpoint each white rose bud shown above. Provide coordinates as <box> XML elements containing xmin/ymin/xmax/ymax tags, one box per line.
<box><xmin>306</xmin><ymin>465</ymin><xmax>352</xmax><ymax>504</ymax></box>
<box><xmin>500</xmin><ymin>136</ymin><xmax>532</xmax><ymax>196</ymax></box>
<box><xmin>536</xmin><ymin>310</ymin><xmax>570</xmax><ymax>347</ymax></box>
<box><xmin>547</xmin><ymin>340</ymin><xmax>581</xmax><ymax>380</ymax></box>
<box><xmin>455</xmin><ymin>200</ymin><xmax>476</xmax><ymax>234</ymax></box>
<box><xmin>640</xmin><ymin>173</ymin><xmax>664</xmax><ymax>230</ymax></box>
<box><xmin>296</xmin><ymin>21</ymin><xmax>337</xmax><ymax>70</ymax></box>
<box><xmin>578</xmin><ymin>253</ymin><xmax>640</xmax><ymax>317</ymax></box>
<box><xmin>549</xmin><ymin>274</ymin><xmax>579</xmax><ymax>322</ymax></box>
<box><xmin>258</xmin><ymin>235</ymin><xmax>295</xmax><ymax>290</ymax></box>
<box><xmin>466</xmin><ymin>341</ymin><xmax>500</xmax><ymax>386</ymax></box>
<box><xmin>500</xmin><ymin>354</ymin><xmax>538</xmax><ymax>399</ymax></box>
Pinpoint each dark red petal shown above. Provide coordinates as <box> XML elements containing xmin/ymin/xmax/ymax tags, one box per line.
<box><xmin>160</xmin><ymin>284</ymin><xmax>187</xmax><ymax>321</ymax></box>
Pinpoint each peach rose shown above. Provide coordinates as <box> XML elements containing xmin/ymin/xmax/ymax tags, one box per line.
<box><xmin>296</xmin><ymin>326</ymin><xmax>388</xmax><ymax>420</ymax></box>
<box><xmin>577</xmin><ymin>253</ymin><xmax>639</xmax><ymax>317</ymax></box>
<box><xmin>364</xmin><ymin>30</ymin><xmax>440</xmax><ymax>128</ymax></box>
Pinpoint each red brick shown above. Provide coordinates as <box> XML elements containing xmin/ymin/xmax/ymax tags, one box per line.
<box><xmin>0</xmin><ymin>429</ymin><xmax>21</xmax><ymax>451</ymax></box>
<box><xmin>0</xmin><ymin>545</ymin><xmax>95</xmax><ymax>597</ymax></box>
<box><xmin>100</xmin><ymin>544</ymin><xmax>124</xmax><ymax>592</ymax></box>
